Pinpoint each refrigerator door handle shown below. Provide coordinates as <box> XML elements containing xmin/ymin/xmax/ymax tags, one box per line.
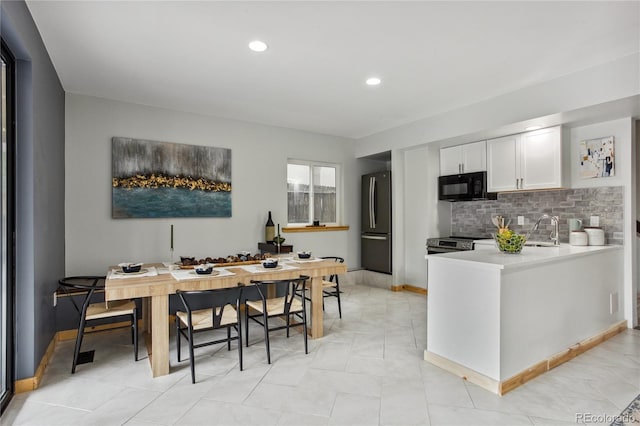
<box><xmin>361</xmin><ymin>234</ymin><xmax>387</xmax><ymax>241</ymax></box>
<box><xmin>371</xmin><ymin>176</ymin><xmax>377</xmax><ymax>229</ymax></box>
<box><xmin>368</xmin><ymin>176</ymin><xmax>374</xmax><ymax>229</ymax></box>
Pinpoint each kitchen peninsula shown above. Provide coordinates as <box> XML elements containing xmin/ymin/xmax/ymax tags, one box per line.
<box><xmin>424</xmin><ymin>244</ymin><xmax>625</xmax><ymax>395</ymax></box>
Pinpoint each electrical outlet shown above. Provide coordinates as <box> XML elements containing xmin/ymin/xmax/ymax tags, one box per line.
<box><xmin>53</xmin><ymin>292</ymin><xmax>57</xmax><ymax>307</ymax></box>
<box><xmin>590</xmin><ymin>215</ymin><xmax>600</xmax><ymax>227</ymax></box>
<box><xmin>517</xmin><ymin>216</ymin><xmax>525</xmax><ymax>225</ymax></box>
<box><xmin>610</xmin><ymin>292</ymin><xmax>619</xmax><ymax>314</ymax></box>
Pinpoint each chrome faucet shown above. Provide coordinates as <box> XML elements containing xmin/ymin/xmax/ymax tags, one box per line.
<box><xmin>530</xmin><ymin>214</ymin><xmax>560</xmax><ymax>246</ymax></box>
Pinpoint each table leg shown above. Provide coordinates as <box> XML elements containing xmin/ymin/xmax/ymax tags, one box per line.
<box><xmin>310</xmin><ymin>276</ymin><xmax>324</xmax><ymax>338</ymax></box>
<box><xmin>141</xmin><ymin>297</ymin><xmax>150</xmax><ymax>333</ymax></box>
<box><xmin>150</xmin><ymin>294</ymin><xmax>170</xmax><ymax>377</ymax></box>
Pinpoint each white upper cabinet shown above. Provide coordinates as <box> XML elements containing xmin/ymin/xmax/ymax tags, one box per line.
<box><xmin>439</xmin><ymin>140</ymin><xmax>486</xmax><ymax>175</ymax></box>
<box><xmin>487</xmin><ymin>126</ymin><xmax>562</xmax><ymax>192</ymax></box>
<box><xmin>487</xmin><ymin>134</ymin><xmax>520</xmax><ymax>192</ymax></box>
<box><xmin>440</xmin><ymin>145</ymin><xmax>464</xmax><ymax>176</ymax></box>
<box><xmin>519</xmin><ymin>126</ymin><xmax>562</xmax><ymax>190</ymax></box>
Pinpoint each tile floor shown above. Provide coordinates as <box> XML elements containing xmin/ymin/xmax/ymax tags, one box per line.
<box><xmin>3</xmin><ymin>282</ymin><xmax>639</xmax><ymax>425</ymax></box>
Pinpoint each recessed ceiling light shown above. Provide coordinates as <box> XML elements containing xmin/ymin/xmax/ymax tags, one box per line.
<box><xmin>525</xmin><ymin>125</ymin><xmax>542</xmax><ymax>131</ymax></box>
<box><xmin>248</xmin><ymin>40</ymin><xmax>268</xmax><ymax>52</ymax></box>
<box><xmin>366</xmin><ymin>77</ymin><xmax>381</xmax><ymax>86</ymax></box>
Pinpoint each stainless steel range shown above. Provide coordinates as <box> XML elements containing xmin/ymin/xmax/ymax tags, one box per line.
<box><xmin>426</xmin><ymin>236</ymin><xmax>478</xmax><ymax>254</ymax></box>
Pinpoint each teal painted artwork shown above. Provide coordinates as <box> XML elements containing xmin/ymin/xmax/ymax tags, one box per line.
<box><xmin>112</xmin><ymin>137</ymin><xmax>231</xmax><ymax>218</ymax></box>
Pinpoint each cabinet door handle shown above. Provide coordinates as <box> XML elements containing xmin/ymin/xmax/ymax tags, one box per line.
<box><xmin>461</xmin><ymin>163</ymin><xmax>464</xmax><ymax>173</ymax></box>
<box><xmin>520</xmin><ymin>178</ymin><xmax>523</xmax><ymax>189</ymax></box>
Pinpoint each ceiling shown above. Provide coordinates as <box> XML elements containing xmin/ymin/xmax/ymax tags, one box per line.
<box><xmin>25</xmin><ymin>1</ymin><xmax>639</xmax><ymax>139</ymax></box>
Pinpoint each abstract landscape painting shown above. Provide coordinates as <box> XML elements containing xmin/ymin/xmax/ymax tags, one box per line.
<box><xmin>112</xmin><ymin>137</ymin><xmax>231</xmax><ymax>218</ymax></box>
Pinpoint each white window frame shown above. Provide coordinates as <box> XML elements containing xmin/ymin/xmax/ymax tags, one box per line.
<box><xmin>287</xmin><ymin>159</ymin><xmax>342</xmax><ymax>227</ymax></box>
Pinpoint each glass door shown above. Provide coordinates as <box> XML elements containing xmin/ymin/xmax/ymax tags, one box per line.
<box><xmin>0</xmin><ymin>40</ymin><xmax>15</xmax><ymax>415</ymax></box>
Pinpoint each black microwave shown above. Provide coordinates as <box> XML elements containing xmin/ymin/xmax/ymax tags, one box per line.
<box><xmin>438</xmin><ymin>171</ymin><xmax>496</xmax><ymax>201</ymax></box>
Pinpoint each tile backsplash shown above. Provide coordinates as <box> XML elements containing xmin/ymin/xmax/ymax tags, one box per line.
<box><xmin>450</xmin><ymin>186</ymin><xmax>624</xmax><ymax>245</ymax></box>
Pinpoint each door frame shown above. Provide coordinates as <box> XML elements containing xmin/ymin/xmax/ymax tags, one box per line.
<box><xmin>0</xmin><ymin>39</ymin><xmax>16</xmax><ymax>415</ymax></box>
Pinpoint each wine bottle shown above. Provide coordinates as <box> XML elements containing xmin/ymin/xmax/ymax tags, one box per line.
<box><xmin>265</xmin><ymin>211</ymin><xmax>275</xmax><ymax>242</ymax></box>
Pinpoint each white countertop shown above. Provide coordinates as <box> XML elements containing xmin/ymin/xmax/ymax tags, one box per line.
<box><xmin>425</xmin><ymin>243</ymin><xmax>622</xmax><ymax>270</ymax></box>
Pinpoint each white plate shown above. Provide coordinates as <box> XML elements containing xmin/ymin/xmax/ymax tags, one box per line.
<box><xmin>113</xmin><ymin>268</ymin><xmax>148</xmax><ymax>276</ymax></box>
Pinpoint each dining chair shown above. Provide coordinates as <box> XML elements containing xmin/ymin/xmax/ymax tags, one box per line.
<box><xmin>57</xmin><ymin>276</ymin><xmax>138</xmax><ymax>374</ymax></box>
<box><xmin>244</xmin><ymin>276</ymin><xmax>309</xmax><ymax>364</ymax></box>
<box><xmin>297</xmin><ymin>256</ymin><xmax>344</xmax><ymax>319</ymax></box>
<box><xmin>175</xmin><ymin>284</ymin><xmax>244</xmax><ymax>384</ymax></box>
<box><xmin>319</xmin><ymin>256</ymin><xmax>344</xmax><ymax>318</ymax></box>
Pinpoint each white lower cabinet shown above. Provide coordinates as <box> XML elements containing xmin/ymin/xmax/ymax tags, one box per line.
<box><xmin>487</xmin><ymin>126</ymin><xmax>561</xmax><ymax>192</ymax></box>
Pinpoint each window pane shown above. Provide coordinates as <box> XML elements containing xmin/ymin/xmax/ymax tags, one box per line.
<box><xmin>313</xmin><ymin>166</ymin><xmax>336</xmax><ymax>223</ymax></box>
<box><xmin>287</xmin><ymin>164</ymin><xmax>309</xmax><ymax>223</ymax></box>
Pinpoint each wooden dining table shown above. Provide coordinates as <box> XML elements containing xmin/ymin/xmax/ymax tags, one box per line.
<box><xmin>105</xmin><ymin>257</ymin><xmax>347</xmax><ymax>377</ymax></box>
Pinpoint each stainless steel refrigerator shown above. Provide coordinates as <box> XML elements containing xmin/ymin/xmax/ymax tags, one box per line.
<box><xmin>361</xmin><ymin>171</ymin><xmax>392</xmax><ymax>274</ymax></box>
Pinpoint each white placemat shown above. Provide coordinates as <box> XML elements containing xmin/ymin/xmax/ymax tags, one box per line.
<box><xmin>156</xmin><ymin>266</ymin><xmax>174</xmax><ymax>275</ymax></box>
<box><xmin>170</xmin><ymin>268</ymin><xmax>235</xmax><ymax>281</ymax></box>
<box><xmin>108</xmin><ymin>266</ymin><xmax>158</xmax><ymax>279</ymax></box>
<box><xmin>239</xmin><ymin>263</ymin><xmax>299</xmax><ymax>274</ymax></box>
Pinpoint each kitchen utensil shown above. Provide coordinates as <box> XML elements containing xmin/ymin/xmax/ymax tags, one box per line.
<box><xmin>491</xmin><ymin>215</ymin><xmax>503</xmax><ymax>228</ymax></box>
<box><xmin>568</xmin><ymin>218</ymin><xmax>583</xmax><ymax>232</ymax></box>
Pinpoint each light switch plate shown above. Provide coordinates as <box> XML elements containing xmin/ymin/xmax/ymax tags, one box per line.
<box><xmin>517</xmin><ymin>216</ymin><xmax>524</xmax><ymax>225</ymax></box>
<box><xmin>590</xmin><ymin>215</ymin><xmax>600</xmax><ymax>227</ymax></box>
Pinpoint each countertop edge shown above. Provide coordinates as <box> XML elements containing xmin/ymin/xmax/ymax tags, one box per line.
<box><xmin>425</xmin><ymin>245</ymin><xmax>622</xmax><ymax>270</ymax></box>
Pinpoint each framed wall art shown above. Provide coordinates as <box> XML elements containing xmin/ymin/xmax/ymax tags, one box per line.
<box><xmin>112</xmin><ymin>137</ymin><xmax>232</xmax><ymax>218</ymax></box>
<box><xmin>579</xmin><ymin>136</ymin><xmax>614</xmax><ymax>179</ymax></box>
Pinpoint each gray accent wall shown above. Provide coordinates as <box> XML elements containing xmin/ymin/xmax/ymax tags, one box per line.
<box><xmin>1</xmin><ymin>0</ymin><xmax>65</xmax><ymax>379</ymax></box>
<box><xmin>450</xmin><ymin>187</ymin><xmax>624</xmax><ymax>245</ymax></box>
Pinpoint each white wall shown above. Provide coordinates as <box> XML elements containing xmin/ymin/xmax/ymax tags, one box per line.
<box><xmin>568</xmin><ymin>118</ymin><xmax>637</xmax><ymax>326</ymax></box>
<box><xmin>65</xmin><ymin>94</ymin><xmax>362</xmax><ymax>275</ymax></box>
<box><xmin>397</xmin><ymin>145</ymin><xmax>449</xmax><ymax>288</ymax></box>
<box><xmin>354</xmin><ymin>53</ymin><xmax>639</xmax><ymax>158</ymax></box>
